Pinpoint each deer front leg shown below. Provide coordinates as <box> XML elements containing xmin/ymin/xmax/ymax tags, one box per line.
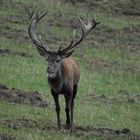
<box><xmin>64</xmin><ymin>92</ymin><xmax>73</xmax><ymax>129</ymax></box>
<box><xmin>51</xmin><ymin>89</ymin><xmax>61</xmax><ymax>130</ymax></box>
<box><xmin>71</xmin><ymin>84</ymin><xmax>78</xmax><ymax>125</ymax></box>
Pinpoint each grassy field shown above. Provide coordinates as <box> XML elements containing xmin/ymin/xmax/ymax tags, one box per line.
<box><xmin>0</xmin><ymin>0</ymin><xmax>140</xmax><ymax>139</ymax></box>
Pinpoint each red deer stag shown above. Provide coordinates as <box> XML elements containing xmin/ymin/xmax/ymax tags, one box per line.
<box><xmin>28</xmin><ymin>10</ymin><xmax>100</xmax><ymax>129</ymax></box>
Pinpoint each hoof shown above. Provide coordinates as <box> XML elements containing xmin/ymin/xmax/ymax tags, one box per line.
<box><xmin>57</xmin><ymin>125</ymin><xmax>61</xmax><ymax>130</ymax></box>
<box><xmin>66</xmin><ymin>124</ymin><xmax>72</xmax><ymax>130</ymax></box>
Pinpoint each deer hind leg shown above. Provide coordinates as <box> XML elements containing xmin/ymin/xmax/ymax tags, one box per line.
<box><xmin>64</xmin><ymin>91</ymin><xmax>73</xmax><ymax>129</ymax></box>
<box><xmin>71</xmin><ymin>84</ymin><xmax>78</xmax><ymax>126</ymax></box>
<box><xmin>51</xmin><ymin>89</ymin><xmax>61</xmax><ymax>130</ymax></box>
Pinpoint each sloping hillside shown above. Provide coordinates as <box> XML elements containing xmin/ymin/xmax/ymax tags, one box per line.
<box><xmin>0</xmin><ymin>0</ymin><xmax>140</xmax><ymax>139</ymax></box>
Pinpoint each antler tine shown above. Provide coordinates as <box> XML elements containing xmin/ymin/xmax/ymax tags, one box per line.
<box><xmin>58</xmin><ymin>29</ymin><xmax>76</xmax><ymax>54</ymax></box>
<box><xmin>28</xmin><ymin>7</ymin><xmax>36</xmax><ymax>20</ymax></box>
<box><xmin>78</xmin><ymin>17</ymin><xmax>84</xmax><ymax>28</ymax></box>
<box><xmin>81</xmin><ymin>17</ymin><xmax>100</xmax><ymax>36</ymax></box>
<box><xmin>68</xmin><ymin>29</ymin><xmax>76</xmax><ymax>47</ymax></box>
<box><xmin>92</xmin><ymin>17</ymin><xmax>101</xmax><ymax>25</ymax></box>
<box><xmin>78</xmin><ymin>17</ymin><xmax>85</xmax><ymax>32</ymax></box>
<box><xmin>36</xmin><ymin>10</ymin><xmax>48</xmax><ymax>23</ymax></box>
<box><xmin>57</xmin><ymin>38</ymin><xmax>64</xmax><ymax>53</ymax></box>
<box><xmin>38</xmin><ymin>34</ymin><xmax>46</xmax><ymax>47</ymax></box>
<box><xmin>59</xmin><ymin>16</ymin><xmax>100</xmax><ymax>55</ymax></box>
<box><xmin>40</xmin><ymin>10</ymin><xmax>48</xmax><ymax>20</ymax></box>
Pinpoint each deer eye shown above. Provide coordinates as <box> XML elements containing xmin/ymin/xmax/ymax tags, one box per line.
<box><xmin>56</xmin><ymin>59</ymin><xmax>60</xmax><ymax>63</ymax></box>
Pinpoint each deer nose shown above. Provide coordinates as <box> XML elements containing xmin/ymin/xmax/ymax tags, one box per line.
<box><xmin>47</xmin><ymin>67</ymin><xmax>52</xmax><ymax>73</ymax></box>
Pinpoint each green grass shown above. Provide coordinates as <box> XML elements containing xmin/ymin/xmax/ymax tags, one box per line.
<box><xmin>0</xmin><ymin>0</ymin><xmax>140</xmax><ymax>139</ymax></box>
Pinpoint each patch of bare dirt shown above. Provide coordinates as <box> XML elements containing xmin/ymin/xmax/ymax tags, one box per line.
<box><xmin>0</xmin><ymin>118</ymin><xmax>139</xmax><ymax>140</ymax></box>
<box><xmin>74</xmin><ymin>0</ymin><xmax>140</xmax><ymax>17</ymax></box>
<box><xmin>86</xmin><ymin>57</ymin><xmax>140</xmax><ymax>74</ymax></box>
<box><xmin>0</xmin><ymin>48</ymin><xmax>33</xmax><ymax>58</ymax></box>
<box><xmin>85</xmin><ymin>93</ymin><xmax>140</xmax><ymax>104</ymax></box>
<box><xmin>0</xmin><ymin>84</ymin><xmax>47</xmax><ymax>107</ymax></box>
<box><xmin>72</xmin><ymin>126</ymin><xmax>139</xmax><ymax>140</ymax></box>
<box><xmin>91</xmin><ymin>24</ymin><xmax>140</xmax><ymax>50</ymax></box>
<box><xmin>0</xmin><ymin>118</ymin><xmax>55</xmax><ymax>132</ymax></box>
<box><xmin>0</xmin><ymin>27</ymin><xmax>28</xmax><ymax>43</ymax></box>
<box><xmin>0</xmin><ymin>17</ymin><xmax>28</xmax><ymax>43</ymax></box>
<box><xmin>0</xmin><ymin>134</ymin><xmax>15</xmax><ymax>140</ymax></box>
<box><xmin>0</xmin><ymin>2</ymin><xmax>140</xmax><ymax>51</ymax></box>
<box><xmin>0</xmin><ymin>118</ymin><xmax>39</xmax><ymax>130</ymax></box>
<box><xmin>89</xmin><ymin>59</ymin><xmax>110</xmax><ymax>72</ymax></box>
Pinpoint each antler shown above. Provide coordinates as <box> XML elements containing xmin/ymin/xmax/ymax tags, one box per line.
<box><xmin>58</xmin><ymin>17</ymin><xmax>101</xmax><ymax>55</ymax></box>
<box><xmin>28</xmin><ymin>10</ymin><xmax>100</xmax><ymax>56</ymax></box>
<box><xmin>28</xmin><ymin>9</ymin><xmax>52</xmax><ymax>56</ymax></box>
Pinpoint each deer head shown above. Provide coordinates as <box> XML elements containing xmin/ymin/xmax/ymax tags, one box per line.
<box><xmin>28</xmin><ymin>10</ymin><xmax>100</xmax><ymax>79</ymax></box>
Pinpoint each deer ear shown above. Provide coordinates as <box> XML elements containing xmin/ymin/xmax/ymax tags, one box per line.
<box><xmin>61</xmin><ymin>50</ymin><xmax>75</xmax><ymax>58</ymax></box>
<box><xmin>36</xmin><ymin>47</ymin><xmax>49</xmax><ymax>60</ymax></box>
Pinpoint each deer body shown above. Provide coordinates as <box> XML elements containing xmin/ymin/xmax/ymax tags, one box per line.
<box><xmin>48</xmin><ymin>57</ymin><xmax>80</xmax><ymax>93</ymax></box>
<box><xmin>47</xmin><ymin>57</ymin><xmax>80</xmax><ymax>129</ymax></box>
<box><xmin>28</xmin><ymin>9</ymin><xmax>100</xmax><ymax>129</ymax></box>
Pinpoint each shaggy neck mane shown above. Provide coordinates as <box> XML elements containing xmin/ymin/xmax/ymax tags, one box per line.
<box><xmin>48</xmin><ymin>61</ymin><xmax>64</xmax><ymax>92</ymax></box>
